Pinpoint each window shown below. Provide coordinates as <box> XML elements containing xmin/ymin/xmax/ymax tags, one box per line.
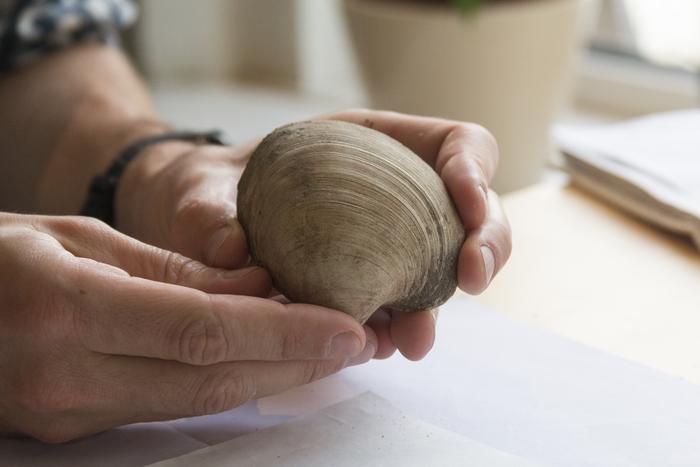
<box><xmin>577</xmin><ymin>0</ymin><xmax>700</xmax><ymax>116</ymax></box>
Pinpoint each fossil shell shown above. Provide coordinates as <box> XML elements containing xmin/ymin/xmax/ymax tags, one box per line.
<box><xmin>237</xmin><ymin>120</ymin><xmax>465</xmax><ymax>324</ymax></box>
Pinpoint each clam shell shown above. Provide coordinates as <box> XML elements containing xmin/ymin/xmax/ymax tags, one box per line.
<box><xmin>237</xmin><ymin>120</ymin><xmax>465</xmax><ymax>324</ymax></box>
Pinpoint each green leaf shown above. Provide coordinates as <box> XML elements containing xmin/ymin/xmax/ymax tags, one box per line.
<box><xmin>451</xmin><ymin>0</ymin><xmax>482</xmax><ymax>15</ymax></box>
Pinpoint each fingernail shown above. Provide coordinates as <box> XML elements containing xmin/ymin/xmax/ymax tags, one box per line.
<box><xmin>348</xmin><ymin>341</ymin><xmax>377</xmax><ymax>366</ymax></box>
<box><xmin>330</xmin><ymin>332</ymin><xmax>362</xmax><ymax>358</ymax></box>
<box><xmin>206</xmin><ymin>227</ymin><xmax>232</xmax><ymax>265</ymax></box>
<box><xmin>481</xmin><ymin>245</ymin><xmax>495</xmax><ymax>285</ymax></box>
<box><xmin>430</xmin><ymin>308</ymin><xmax>440</xmax><ymax>323</ymax></box>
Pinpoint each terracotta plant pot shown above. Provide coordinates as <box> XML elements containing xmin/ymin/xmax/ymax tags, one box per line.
<box><xmin>343</xmin><ymin>0</ymin><xmax>590</xmax><ymax>193</ymax></box>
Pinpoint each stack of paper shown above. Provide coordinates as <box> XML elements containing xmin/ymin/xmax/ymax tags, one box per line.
<box><xmin>554</xmin><ymin>109</ymin><xmax>700</xmax><ymax>249</ymax></box>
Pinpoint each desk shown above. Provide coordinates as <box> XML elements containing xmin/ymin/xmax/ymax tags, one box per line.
<box><xmin>475</xmin><ymin>181</ymin><xmax>700</xmax><ymax>384</ymax></box>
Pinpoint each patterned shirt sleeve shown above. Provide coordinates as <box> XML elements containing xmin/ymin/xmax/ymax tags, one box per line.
<box><xmin>0</xmin><ymin>0</ymin><xmax>137</xmax><ymax>71</ymax></box>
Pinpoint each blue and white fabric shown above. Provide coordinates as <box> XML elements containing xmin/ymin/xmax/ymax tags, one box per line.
<box><xmin>0</xmin><ymin>0</ymin><xmax>136</xmax><ymax>70</ymax></box>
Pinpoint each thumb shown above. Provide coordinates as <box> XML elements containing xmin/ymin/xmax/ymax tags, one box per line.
<box><xmin>170</xmin><ymin>197</ymin><xmax>250</xmax><ymax>269</ymax></box>
<box><xmin>49</xmin><ymin>216</ymin><xmax>270</xmax><ymax>297</ymax></box>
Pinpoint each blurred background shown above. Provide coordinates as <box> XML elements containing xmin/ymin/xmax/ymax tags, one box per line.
<box><xmin>123</xmin><ymin>0</ymin><xmax>700</xmax><ymax>193</ymax></box>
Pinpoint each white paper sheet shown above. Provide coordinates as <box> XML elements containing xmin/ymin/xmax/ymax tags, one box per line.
<box><xmin>148</xmin><ymin>393</ymin><xmax>540</xmax><ymax>467</ymax></box>
<box><xmin>3</xmin><ymin>296</ymin><xmax>700</xmax><ymax>467</ymax></box>
<box><xmin>0</xmin><ymin>423</ymin><xmax>206</xmax><ymax>467</ymax></box>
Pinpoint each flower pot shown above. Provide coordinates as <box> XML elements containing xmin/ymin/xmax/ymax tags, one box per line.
<box><xmin>343</xmin><ymin>0</ymin><xmax>589</xmax><ymax>193</ymax></box>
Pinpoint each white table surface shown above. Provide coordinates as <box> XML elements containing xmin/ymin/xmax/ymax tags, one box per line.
<box><xmin>475</xmin><ymin>182</ymin><xmax>700</xmax><ymax>385</ymax></box>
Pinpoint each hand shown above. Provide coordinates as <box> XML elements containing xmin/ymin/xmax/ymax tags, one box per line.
<box><xmin>115</xmin><ymin>138</ymin><xmax>256</xmax><ymax>269</ymax></box>
<box><xmin>321</xmin><ymin>110</ymin><xmax>511</xmax><ymax>360</ymax></box>
<box><xmin>116</xmin><ymin>109</ymin><xmax>511</xmax><ymax>362</ymax></box>
<box><xmin>0</xmin><ymin>213</ymin><xmax>373</xmax><ymax>442</ymax></box>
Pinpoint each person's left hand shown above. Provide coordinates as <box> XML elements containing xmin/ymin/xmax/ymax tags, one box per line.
<box><xmin>116</xmin><ymin>109</ymin><xmax>512</xmax><ymax>362</ymax></box>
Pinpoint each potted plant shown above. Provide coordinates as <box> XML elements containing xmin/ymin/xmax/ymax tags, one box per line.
<box><xmin>343</xmin><ymin>0</ymin><xmax>594</xmax><ymax>193</ymax></box>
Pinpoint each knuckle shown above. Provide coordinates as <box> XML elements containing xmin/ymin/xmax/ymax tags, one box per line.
<box><xmin>45</xmin><ymin>216</ymin><xmax>112</xmax><ymax>246</ymax></box>
<box><xmin>161</xmin><ymin>250</ymin><xmax>203</xmax><ymax>285</ymax></box>
<box><xmin>59</xmin><ymin>216</ymin><xmax>108</xmax><ymax>234</ymax></box>
<box><xmin>173</xmin><ymin>198</ymin><xmax>216</xmax><ymax>230</ymax></box>
<box><xmin>280</xmin><ymin>328</ymin><xmax>303</xmax><ymax>360</ymax></box>
<box><xmin>172</xmin><ymin>308</ymin><xmax>231</xmax><ymax>365</ymax></box>
<box><xmin>191</xmin><ymin>369</ymin><xmax>254</xmax><ymax>415</ymax></box>
<box><xmin>268</xmin><ymin>304</ymin><xmax>305</xmax><ymax>359</ymax></box>
<box><xmin>462</xmin><ymin>122</ymin><xmax>495</xmax><ymax>143</ymax></box>
<box><xmin>300</xmin><ymin>360</ymin><xmax>343</xmax><ymax>386</ymax></box>
<box><xmin>170</xmin><ymin>197</ymin><xmax>225</xmax><ymax>254</ymax></box>
<box><xmin>80</xmin><ymin>216</ymin><xmax>110</xmax><ymax>233</ymax></box>
<box><xmin>462</xmin><ymin>123</ymin><xmax>499</xmax><ymax>163</ymax></box>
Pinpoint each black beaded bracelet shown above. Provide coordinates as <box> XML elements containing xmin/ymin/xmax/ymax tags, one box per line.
<box><xmin>80</xmin><ymin>129</ymin><xmax>228</xmax><ymax>226</ymax></box>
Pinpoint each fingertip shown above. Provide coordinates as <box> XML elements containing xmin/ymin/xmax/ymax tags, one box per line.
<box><xmin>391</xmin><ymin>310</ymin><xmax>435</xmax><ymax>361</ymax></box>
<box><xmin>458</xmin><ymin>193</ymin><xmax>511</xmax><ymax>295</ymax></box>
<box><xmin>207</xmin><ymin>219</ymin><xmax>249</xmax><ymax>269</ymax></box>
<box><xmin>376</xmin><ymin>344</ymin><xmax>398</xmax><ymax>360</ymax></box>
<box><xmin>458</xmin><ymin>234</ymin><xmax>493</xmax><ymax>295</ymax></box>
<box><xmin>480</xmin><ymin>245</ymin><xmax>496</xmax><ymax>286</ymax></box>
<box><xmin>363</xmin><ymin>324</ymin><xmax>379</xmax><ymax>354</ymax></box>
<box><xmin>348</xmin><ymin>325</ymin><xmax>379</xmax><ymax>366</ymax></box>
<box><xmin>366</xmin><ymin>309</ymin><xmax>396</xmax><ymax>359</ymax></box>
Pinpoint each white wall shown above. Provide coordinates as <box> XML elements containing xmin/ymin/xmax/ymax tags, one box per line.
<box><xmin>136</xmin><ymin>0</ymin><xmax>235</xmax><ymax>83</ymax></box>
<box><xmin>296</xmin><ymin>0</ymin><xmax>366</xmax><ymax>102</ymax></box>
<box><xmin>135</xmin><ymin>0</ymin><xmax>365</xmax><ymax>103</ymax></box>
<box><xmin>229</xmin><ymin>0</ymin><xmax>299</xmax><ymax>86</ymax></box>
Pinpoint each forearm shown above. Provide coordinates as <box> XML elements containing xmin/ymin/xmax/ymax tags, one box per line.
<box><xmin>0</xmin><ymin>43</ymin><xmax>165</xmax><ymax>214</ymax></box>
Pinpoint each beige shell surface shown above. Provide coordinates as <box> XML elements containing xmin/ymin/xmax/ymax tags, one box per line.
<box><xmin>237</xmin><ymin>120</ymin><xmax>465</xmax><ymax>324</ymax></box>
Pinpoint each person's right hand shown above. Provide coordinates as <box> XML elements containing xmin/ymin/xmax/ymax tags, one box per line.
<box><xmin>0</xmin><ymin>213</ymin><xmax>374</xmax><ymax>443</ymax></box>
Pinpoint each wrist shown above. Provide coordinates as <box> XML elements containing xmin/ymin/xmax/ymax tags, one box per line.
<box><xmin>26</xmin><ymin>45</ymin><xmax>160</xmax><ymax>214</ymax></box>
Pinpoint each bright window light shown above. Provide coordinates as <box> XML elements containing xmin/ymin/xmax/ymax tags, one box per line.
<box><xmin>621</xmin><ymin>0</ymin><xmax>700</xmax><ymax>70</ymax></box>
